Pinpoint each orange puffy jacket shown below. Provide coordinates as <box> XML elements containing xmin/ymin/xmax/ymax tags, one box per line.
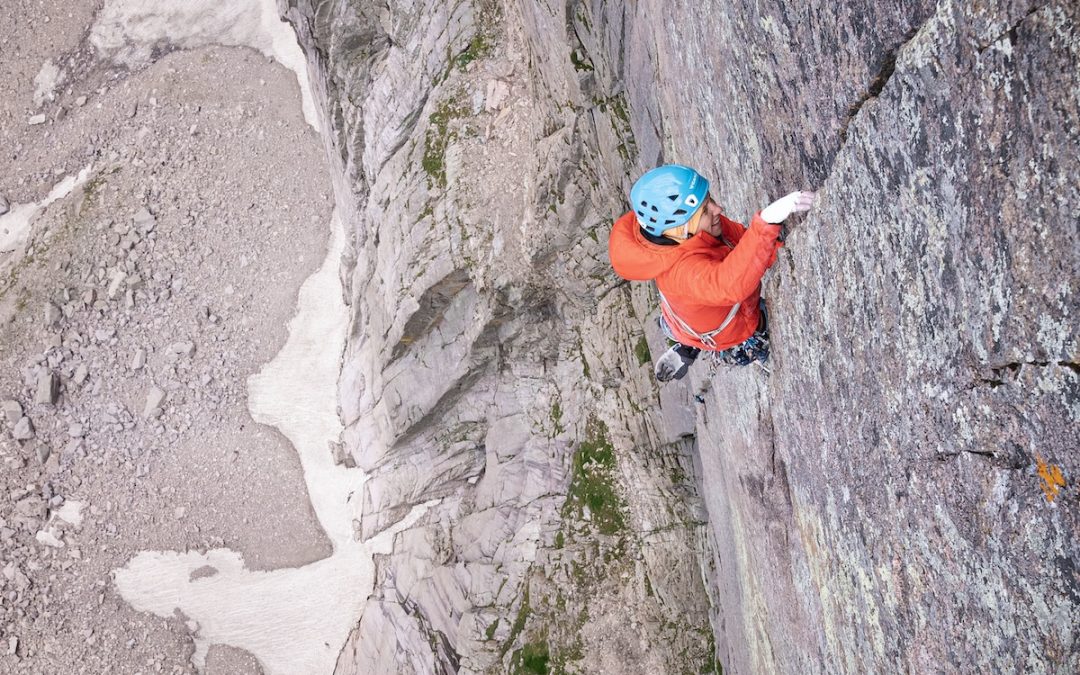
<box><xmin>608</xmin><ymin>210</ymin><xmax>783</xmax><ymax>351</ymax></box>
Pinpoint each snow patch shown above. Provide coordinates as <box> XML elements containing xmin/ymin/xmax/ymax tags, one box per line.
<box><xmin>90</xmin><ymin>0</ymin><xmax>319</xmax><ymax>130</ymax></box>
<box><xmin>114</xmin><ymin>215</ymin><xmax>438</xmax><ymax>674</ymax></box>
<box><xmin>0</xmin><ymin>165</ymin><xmax>93</xmax><ymax>260</ymax></box>
<box><xmin>33</xmin><ymin>61</ymin><xmax>65</xmax><ymax>107</ymax></box>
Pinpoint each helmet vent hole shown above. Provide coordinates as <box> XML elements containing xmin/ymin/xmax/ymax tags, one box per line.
<box><xmin>673</xmin><ymin>209</ymin><xmax>687</xmax><ymax>216</ymax></box>
<box><xmin>667</xmin><ymin>194</ymin><xmax>679</xmax><ymax>201</ymax></box>
<box><xmin>640</xmin><ymin>201</ymin><xmax>648</xmax><ymax>207</ymax></box>
<box><xmin>650</xmin><ymin>205</ymin><xmax>658</xmax><ymax>212</ymax></box>
<box><xmin>664</xmin><ymin>219</ymin><xmax>675</xmax><ymax>225</ymax></box>
<box><xmin>685</xmin><ymin>195</ymin><xmax>699</xmax><ymax>207</ymax></box>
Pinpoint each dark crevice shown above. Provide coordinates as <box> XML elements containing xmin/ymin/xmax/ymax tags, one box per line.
<box><xmin>1057</xmin><ymin>361</ymin><xmax>1080</xmax><ymax>376</ymax></box>
<box><xmin>380</xmin><ymin>92</ymin><xmax>430</xmax><ymax>170</ymax></box>
<box><xmin>835</xmin><ymin>29</ymin><xmax>915</xmax><ymax>150</ymax></box>
<box><xmin>971</xmin><ymin>359</ymin><xmax>1077</xmax><ymax>389</ymax></box>
<box><xmin>768</xmin><ymin>427</ymin><xmax>779</xmax><ymax>479</ymax></box>
<box><xmin>935</xmin><ymin>448</ymin><xmax>996</xmax><ymax>461</ymax></box>
<box><xmin>824</xmin><ymin>8</ymin><xmax>943</xmax><ymax>179</ymax></box>
<box><xmin>394</xmin><ymin>589</ymin><xmax>463</xmax><ymax>674</ymax></box>
<box><xmin>595</xmin><ymin>278</ymin><xmax>630</xmax><ymax>303</ymax></box>
<box><xmin>566</xmin><ymin>0</ymin><xmax>595</xmax><ymax>74</ymax></box>
<box><xmin>992</xmin><ymin>360</ymin><xmax>1056</xmax><ymax>372</ymax></box>
<box><xmin>976</xmin><ymin>3</ymin><xmax>1046</xmax><ymax>52</ymax></box>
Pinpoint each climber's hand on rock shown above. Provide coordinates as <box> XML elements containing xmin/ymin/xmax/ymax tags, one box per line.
<box><xmin>760</xmin><ymin>190</ymin><xmax>816</xmax><ymax>224</ymax></box>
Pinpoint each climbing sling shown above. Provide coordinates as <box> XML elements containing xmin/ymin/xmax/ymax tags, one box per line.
<box><xmin>657</xmin><ymin>287</ymin><xmax>740</xmax><ymax>350</ymax></box>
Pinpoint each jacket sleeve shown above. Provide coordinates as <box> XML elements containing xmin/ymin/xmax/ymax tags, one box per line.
<box><xmin>668</xmin><ymin>213</ymin><xmax>782</xmax><ymax>305</ymax></box>
<box><xmin>719</xmin><ymin>213</ymin><xmax>747</xmax><ymax>246</ymax></box>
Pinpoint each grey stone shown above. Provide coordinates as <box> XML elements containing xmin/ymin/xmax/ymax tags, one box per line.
<box><xmin>67</xmin><ymin>424</ymin><xmax>84</xmax><ymax>438</ymax></box>
<box><xmin>106</xmin><ymin>269</ymin><xmax>126</xmax><ymax>299</ymax></box>
<box><xmin>131</xmin><ymin>348</ymin><xmax>146</xmax><ymax>370</ymax></box>
<box><xmin>44</xmin><ymin>302</ymin><xmax>62</xmax><ymax>327</ymax></box>
<box><xmin>36</xmin><ymin>529</ymin><xmax>64</xmax><ymax>548</ymax></box>
<box><xmin>35</xmin><ymin>445</ymin><xmax>50</xmax><ymax>464</ymax></box>
<box><xmin>14</xmin><ymin>495</ymin><xmax>45</xmax><ymax>520</ymax></box>
<box><xmin>73</xmin><ymin>364</ymin><xmax>88</xmax><ymax>385</ymax></box>
<box><xmin>169</xmin><ymin>341</ymin><xmax>195</xmax><ymax>357</ymax></box>
<box><xmin>133</xmin><ymin>208</ymin><xmax>156</xmax><ymax>232</ymax></box>
<box><xmin>27</xmin><ymin>114</ymin><xmax>46</xmax><ymax>126</ymax></box>
<box><xmin>329</xmin><ymin>441</ymin><xmax>356</xmax><ymax>468</ymax></box>
<box><xmin>2</xmin><ymin>400</ymin><xmax>23</xmax><ymax>426</ymax></box>
<box><xmin>75</xmin><ymin>95</ymin><xmax>87</xmax><ymax>107</ymax></box>
<box><xmin>143</xmin><ymin>386</ymin><xmax>166</xmax><ymax>418</ymax></box>
<box><xmin>10</xmin><ymin>486</ymin><xmax>32</xmax><ymax>501</ymax></box>
<box><xmin>485</xmin><ymin>79</ymin><xmax>510</xmax><ymax>112</ymax></box>
<box><xmin>0</xmin><ymin>195</ymin><xmax>9</xmax><ymax>216</ymax></box>
<box><xmin>34</xmin><ymin>371</ymin><xmax>59</xmax><ymax>405</ymax></box>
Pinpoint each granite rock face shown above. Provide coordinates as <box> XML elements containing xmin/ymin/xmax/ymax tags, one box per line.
<box><xmin>286</xmin><ymin>1</ymin><xmax>713</xmax><ymax>673</ymax></box>
<box><xmin>286</xmin><ymin>0</ymin><xmax>1078</xmax><ymax>672</ymax></box>
<box><xmin>687</xmin><ymin>2</ymin><xmax>1080</xmax><ymax>672</ymax></box>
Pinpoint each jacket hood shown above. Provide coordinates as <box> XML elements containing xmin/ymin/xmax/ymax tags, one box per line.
<box><xmin>608</xmin><ymin>211</ymin><xmax>694</xmax><ymax>281</ymax></box>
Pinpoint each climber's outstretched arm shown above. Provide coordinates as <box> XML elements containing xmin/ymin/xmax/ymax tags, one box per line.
<box><xmin>668</xmin><ymin>213</ymin><xmax>783</xmax><ymax>305</ymax></box>
<box><xmin>668</xmin><ymin>190</ymin><xmax>817</xmax><ymax>305</ymax></box>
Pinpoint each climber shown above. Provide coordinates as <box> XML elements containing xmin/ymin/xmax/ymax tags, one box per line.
<box><xmin>608</xmin><ymin>164</ymin><xmax>815</xmax><ymax>382</ymax></box>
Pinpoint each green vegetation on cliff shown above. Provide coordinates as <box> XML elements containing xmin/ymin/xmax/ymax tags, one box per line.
<box><xmin>562</xmin><ymin>419</ymin><xmax>626</xmax><ymax>536</ymax></box>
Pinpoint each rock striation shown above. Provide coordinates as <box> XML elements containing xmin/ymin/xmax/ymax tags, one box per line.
<box><xmin>286</xmin><ymin>0</ymin><xmax>1078</xmax><ymax>673</ymax></box>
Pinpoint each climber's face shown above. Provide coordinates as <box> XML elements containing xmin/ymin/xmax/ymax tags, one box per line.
<box><xmin>661</xmin><ymin>194</ymin><xmax>724</xmax><ymax>242</ymax></box>
<box><xmin>697</xmin><ymin>195</ymin><xmax>725</xmax><ymax>238</ymax></box>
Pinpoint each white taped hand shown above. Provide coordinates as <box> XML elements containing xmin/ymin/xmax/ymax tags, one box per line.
<box><xmin>759</xmin><ymin>191</ymin><xmax>816</xmax><ymax>224</ymax></box>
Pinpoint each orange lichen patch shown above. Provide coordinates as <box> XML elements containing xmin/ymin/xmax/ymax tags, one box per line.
<box><xmin>1035</xmin><ymin>456</ymin><xmax>1066</xmax><ymax>503</ymax></box>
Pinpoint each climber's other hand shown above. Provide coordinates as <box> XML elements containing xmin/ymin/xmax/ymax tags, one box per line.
<box><xmin>760</xmin><ymin>190</ymin><xmax>816</xmax><ymax>224</ymax></box>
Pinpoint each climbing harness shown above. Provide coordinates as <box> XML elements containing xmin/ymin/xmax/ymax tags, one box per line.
<box><xmin>713</xmin><ymin>300</ymin><xmax>770</xmax><ymax>368</ymax></box>
<box><xmin>657</xmin><ymin>288</ymin><xmax>740</xmax><ymax>350</ymax></box>
<box><xmin>713</xmin><ymin>333</ymin><xmax>770</xmax><ymax>367</ymax></box>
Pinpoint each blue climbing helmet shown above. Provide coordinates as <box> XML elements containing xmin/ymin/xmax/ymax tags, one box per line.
<box><xmin>629</xmin><ymin>164</ymin><xmax>710</xmax><ymax>236</ymax></box>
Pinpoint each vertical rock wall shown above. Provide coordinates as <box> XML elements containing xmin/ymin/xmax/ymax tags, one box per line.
<box><xmin>286</xmin><ymin>0</ymin><xmax>715</xmax><ymax>672</ymax></box>
<box><xmin>687</xmin><ymin>2</ymin><xmax>1079</xmax><ymax>672</ymax></box>
<box><xmin>286</xmin><ymin>0</ymin><xmax>1078</xmax><ymax>673</ymax></box>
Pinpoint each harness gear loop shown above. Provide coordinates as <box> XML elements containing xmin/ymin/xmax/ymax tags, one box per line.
<box><xmin>657</xmin><ymin>287</ymin><xmax>740</xmax><ymax>350</ymax></box>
